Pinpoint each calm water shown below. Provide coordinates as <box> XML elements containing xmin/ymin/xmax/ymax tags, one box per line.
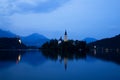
<box><xmin>0</xmin><ymin>50</ymin><xmax>120</xmax><ymax>80</ymax></box>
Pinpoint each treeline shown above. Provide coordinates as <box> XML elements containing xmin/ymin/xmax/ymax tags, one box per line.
<box><xmin>88</xmin><ymin>34</ymin><xmax>120</xmax><ymax>49</ymax></box>
<box><xmin>0</xmin><ymin>38</ymin><xmax>27</xmax><ymax>49</ymax></box>
<box><xmin>40</xmin><ymin>39</ymin><xmax>88</xmax><ymax>53</ymax></box>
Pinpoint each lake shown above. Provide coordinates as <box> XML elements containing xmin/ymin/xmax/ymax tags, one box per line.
<box><xmin>0</xmin><ymin>50</ymin><xmax>120</xmax><ymax>80</ymax></box>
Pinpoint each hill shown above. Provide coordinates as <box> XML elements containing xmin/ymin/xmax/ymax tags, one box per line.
<box><xmin>89</xmin><ymin>34</ymin><xmax>120</xmax><ymax>49</ymax></box>
<box><xmin>88</xmin><ymin>34</ymin><xmax>120</xmax><ymax>64</ymax></box>
<box><xmin>83</xmin><ymin>37</ymin><xmax>97</xmax><ymax>43</ymax></box>
<box><xmin>0</xmin><ymin>29</ymin><xmax>49</xmax><ymax>47</ymax></box>
<box><xmin>0</xmin><ymin>29</ymin><xmax>16</xmax><ymax>38</ymax></box>
<box><xmin>21</xmin><ymin>33</ymin><xmax>49</xmax><ymax>47</ymax></box>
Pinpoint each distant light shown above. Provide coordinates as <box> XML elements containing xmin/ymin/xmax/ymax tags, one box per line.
<box><xmin>19</xmin><ymin>39</ymin><xmax>21</xmax><ymax>44</ymax></box>
<box><xmin>94</xmin><ymin>46</ymin><xmax>96</xmax><ymax>49</ymax></box>
<box><xmin>58</xmin><ymin>41</ymin><xmax>62</xmax><ymax>44</ymax></box>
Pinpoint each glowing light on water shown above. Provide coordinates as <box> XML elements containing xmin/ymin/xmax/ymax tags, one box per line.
<box><xmin>16</xmin><ymin>54</ymin><xmax>21</xmax><ymax>64</ymax></box>
<box><xmin>18</xmin><ymin>55</ymin><xmax>21</xmax><ymax>61</ymax></box>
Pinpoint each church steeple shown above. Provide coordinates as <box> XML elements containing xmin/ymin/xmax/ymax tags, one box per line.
<box><xmin>64</xmin><ymin>30</ymin><xmax>68</xmax><ymax>42</ymax></box>
<box><xmin>65</xmin><ymin>30</ymin><xmax>67</xmax><ymax>35</ymax></box>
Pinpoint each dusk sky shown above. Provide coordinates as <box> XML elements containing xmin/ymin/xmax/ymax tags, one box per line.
<box><xmin>0</xmin><ymin>0</ymin><xmax>120</xmax><ymax>39</ymax></box>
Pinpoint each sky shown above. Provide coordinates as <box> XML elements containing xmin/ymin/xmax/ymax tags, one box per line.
<box><xmin>0</xmin><ymin>0</ymin><xmax>120</xmax><ymax>40</ymax></box>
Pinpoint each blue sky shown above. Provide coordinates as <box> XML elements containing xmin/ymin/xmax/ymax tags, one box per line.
<box><xmin>0</xmin><ymin>0</ymin><xmax>120</xmax><ymax>39</ymax></box>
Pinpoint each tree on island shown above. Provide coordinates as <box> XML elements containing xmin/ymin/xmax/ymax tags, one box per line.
<box><xmin>40</xmin><ymin>39</ymin><xmax>88</xmax><ymax>53</ymax></box>
<box><xmin>40</xmin><ymin>30</ymin><xmax>88</xmax><ymax>53</ymax></box>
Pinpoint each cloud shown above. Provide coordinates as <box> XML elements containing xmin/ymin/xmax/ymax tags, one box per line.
<box><xmin>0</xmin><ymin>16</ymin><xmax>11</xmax><ymax>30</ymax></box>
<box><xmin>0</xmin><ymin>0</ymin><xmax>120</xmax><ymax>39</ymax></box>
<box><xmin>0</xmin><ymin>0</ymin><xmax>70</xmax><ymax>15</ymax></box>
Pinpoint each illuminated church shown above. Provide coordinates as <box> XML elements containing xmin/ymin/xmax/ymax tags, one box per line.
<box><xmin>58</xmin><ymin>30</ymin><xmax>68</xmax><ymax>44</ymax></box>
<box><xmin>64</xmin><ymin>30</ymin><xmax>68</xmax><ymax>42</ymax></box>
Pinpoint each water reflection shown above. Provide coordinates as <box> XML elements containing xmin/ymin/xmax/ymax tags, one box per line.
<box><xmin>21</xmin><ymin>50</ymin><xmax>46</xmax><ymax>66</ymax></box>
<box><xmin>0</xmin><ymin>48</ymin><xmax>120</xmax><ymax>70</ymax></box>
<box><xmin>0</xmin><ymin>50</ymin><xmax>25</xmax><ymax>69</ymax></box>
<box><xmin>0</xmin><ymin>50</ymin><xmax>87</xmax><ymax>70</ymax></box>
<box><xmin>16</xmin><ymin>54</ymin><xmax>21</xmax><ymax>64</ymax></box>
<box><xmin>41</xmin><ymin>50</ymin><xmax>86</xmax><ymax>70</ymax></box>
<box><xmin>89</xmin><ymin>47</ymin><xmax>120</xmax><ymax>65</ymax></box>
<box><xmin>0</xmin><ymin>49</ymin><xmax>120</xmax><ymax>80</ymax></box>
<box><xmin>64</xmin><ymin>57</ymin><xmax>67</xmax><ymax>70</ymax></box>
<box><xmin>0</xmin><ymin>50</ymin><xmax>25</xmax><ymax>62</ymax></box>
<box><xmin>0</xmin><ymin>50</ymin><xmax>48</xmax><ymax>69</ymax></box>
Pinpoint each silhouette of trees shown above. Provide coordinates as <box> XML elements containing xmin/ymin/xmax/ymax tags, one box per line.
<box><xmin>0</xmin><ymin>50</ymin><xmax>25</xmax><ymax>61</ymax></box>
<box><xmin>41</xmin><ymin>39</ymin><xmax>88</xmax><ymax>53</ymax></box>
<box><xmin>74</xmin><ymin>40</ymin><xmax>87</xmax><ymax>50</ymax></box>
<box><xmin>41</xmin><ymin>39</ymin><xmax>58</xmax><ymax>50</ymax></box>
<box><xmin>0</xmin><ymin>38</ymin><xmax>27</xmax><ymax>49</ymax></box>
<box><xmin>41</xmin><ymin>49</ymin><xmax>86</xmax><ymax>61</ymax></box>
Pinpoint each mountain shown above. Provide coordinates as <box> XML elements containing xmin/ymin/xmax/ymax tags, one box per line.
<box><xmin>89</xmin><ymin>34</ymin><xmax>120</xmax><ymax>49</ymax></box>
<box><xmin>0</xmin><ymin>29</ymin><xmax>49</xmax><ymax>47</ymax></box>
<box><xmin>88</xmin><ymin>34</ymin><xmax>120</xmax><ymax>65</ymax></box>
<box><xmin>83</xmin><ymin>37</ymin><xmax>97</xmax><ymax>43</ymax></box>
<box><xmin>0</xmin><ymin>29</ymin><xmax>16</xmax><ymax>38</ymax></box>
<box><xmin>21</xmin><ymin>33</ymin><xmax>49</xmax><ymax>47</ymax></box>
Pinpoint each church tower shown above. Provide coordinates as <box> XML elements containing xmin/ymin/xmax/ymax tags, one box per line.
<box><xmin>64</xmin><ymin>30</ymin><xmax>68</xmax><ymax>42</ymax></box>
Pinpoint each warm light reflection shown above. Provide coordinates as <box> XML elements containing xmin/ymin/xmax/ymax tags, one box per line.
<box><xmin>94</xmin><ymin>49</ymin><xmax>96</xmax><ymax>55</ymax></box>
<box><xmin>16</xmin><ymin>54</ymin><xmax>21</xmax><ymax>64</ymax></box>
<box><xmin>64</xmin><ymin>57</ymin><xmax>68</xmax><ymax>70</ymax></box>
<box><xmin>18</xmin><ymin>55</ymin><xmax>21</xmax><ymax>61</ymax></box>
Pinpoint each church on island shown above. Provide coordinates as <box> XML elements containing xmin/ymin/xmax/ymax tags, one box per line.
<box><xmin>41</xmin><ymin>29</ymin><xmax>87</xmax><ymax>52</ymax></box>
<box><xmin>58</xmin><ymin>30</ymin><xmax>68</xmax><ymax>44</ymax></box>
